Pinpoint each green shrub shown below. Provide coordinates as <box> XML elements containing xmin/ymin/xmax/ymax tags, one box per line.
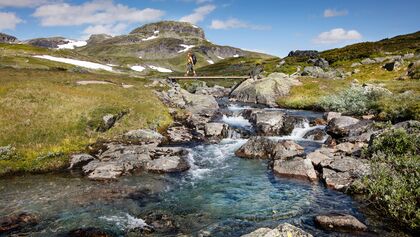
<box><xmin>363</xmin><ymin>128</ymin><xmax>420</xmax><ymax>230</ymax></box>
<box><xmin>377</xmin><ymin>93</ymin><xmax>420</xmax><ymax>122</ymax></box>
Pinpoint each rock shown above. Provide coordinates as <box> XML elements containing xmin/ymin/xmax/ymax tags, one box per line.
<box><xmin>144</xmin><ymin>211</ymin><xmax>178</xmax><ymax>234</ymax></box>
<box><xmin>0</xmin><ymin>213</ymin><xmax>37</xmax><ymax>234</ymax></box>
<box><xmin>335</xmin><ymin>142</ymin><xmax>355</xmax><ymax>154</ymax></box>
<box><xmin>0</xmin><ymin>32</ymin><xmax>18</xmax><ymax>43</ymax></box>
<box><xmin>96</xmin><ymin>112</ymin><xmax>126</xmax><ymax>132</ymax></box>
<box><xmin>306</xmin><ymin>151</ymin><xmax>331</xmax><ymax>166</ymax></box>
<box><xmin>373</xmin><ymin>57</ymin><xmax>387</xmax><ymax>63</ymax></box>
<box><xmin>314</xmin><ymin>58</ymin><xmax>329</xmax><ymax>68</ymax></box>
<box><xmin>351</xmin><ymin>62</ymin><xmax>361</xmax><ymax>67</ymax></box>
<box><xmin>303</xmin><ymin>128</ymin><xmax>327</xmax><ymax>141</ymax></box>
<box><xmin>27</xmin><ymin>37</ymin><xmax>69</xmax><ymax>48</ymax></box>
<box><xmin>65</xmin><ymin>227</ymin><xmax>116</xmax><ymax>237</ymax></box>
<box><xmin>273</xmin><ymin>157</ymin><xmax>318</xmax><ymax>182</ymax></box>
<box><xmin>242</xmin><ymin>223</ymin><xmax>313</xmax><ymax>237</ymax></box>
<box><xmin>123</xmin><ymin>129</ymin><xmax>164</xmax><ymax>144</ymax></box>
<box><xmin>383</xmin><ymin>60</ymin><xmax>402</xmax><ymax>71</ymax></box>
<box><xmin>229</xmin><ymin>73</ymin><xmax>302</xmax><ymax>107</ymax></box>
<box><xmin>327</xmin><ymin>116</ymin><xmax>360</xmax><ymax>137</ymax></box>
<box><xmin>392</xmin><ymin>120</ymin><xmax>420</xmax><ymax>134</ymax></box>
<box><xmin>301</xmin><ymin>66</ymin><xmax>324</xmax><ymax>77</ymax></box>
<box><xmin>403</xmin><ymin>53</ymin><xmax>415</xmax><ymax>59</ymax></box>
<box><xmin>86</xmin><ymin>162</ymin><xmax>124</xmax><ymax>180</ymax></box>
<box><xmin>0</xmin><ymin>145</ymin><xmax>16</xmax><ymax>160</ymax></box>
<box><xmin>69</xmin><ymin>153</ymin><xmax>95</xmax><ymax>169</ymax></box>
<box><xmin>166</xmin><ymin>126</ymin><xmax>194</xmax><ymax>143</ymax></box>
<box><xmin>130</xmin><ymin>21</ymin><xmax>205</xmax><ymax>40</ymax></box>
<box><xmin>361</xmin><ymin>58</ymin><xmax>376</xmax><ymax>64</ymax></box>
<box><xmin>204</xmin><ymin>122</ymin><xmax>227</xmax><ymax>137</ymax></box>
<box><xmin>323</xmin><ymin>112</ymin><xmax>341</xmax><ymax>122</ymax></box>
<box><xmin>322</xmin><ymin>168</ymin><xmax>353</xmax><ymax>190</ymax></box>
<box><xmin>271</xmin><ymin>140</ymin><xmax>304</xmax><ymax>160</ymax></box>
<box><xmin>247</xmin><ymin>110</ymin><xmax>286</xmax><ymax>135</ymax></box>
<box><xmin>312</xmin><ymin>118</ymin><xmax>327</xmax><ymax>126</ymax></box>
<box><xmin>288</xmin><ymin>50</ymin><xmax>319</xmax><ymax>58</ymax></box>
<box><xmin>146</xmin><ymin>156</ymin><xmax>190</xmax><ymax>173</ymax></box>
<box><xmin>280</xmin><ymin>116</ymin><xmax>308</xmax><ymax>135</ymax></box>
<box><xmin>235</xmin><ymin>137</ymin><xmax>275</xmax><ymax>159</ymax></box>
<box><xmin>195</xmin><ymin>85</ymin><xmax>230</xmax><ymax>97</ymax></box>
<box><xmin>407</xmin><ymin>60</ymin><xmax>420</xmax><ymax>79</ymax></box>
<box><xmin>352</xmin><ymin>68</ymin><xmax>360</xmax><ymax>74</ymax></box>
<box><xmin>315</xmin><ymin>214</ymin><xmax>367</xmax><ymax>232</ymax></box>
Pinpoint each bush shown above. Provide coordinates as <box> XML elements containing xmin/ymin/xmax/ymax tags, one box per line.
<box><xmin>377</xmin><ymin>92</ymin><xmax>420</xmax><ymax>122</ymax></box>
<box><xmin>318</xmin><ymin>85</ymin><xmax>383</xmax><ymax>115</ymax></box>
<box><xmin>363</xmin><ymin>128</ymin><xmax>420</xmax><ymax>230</ymax></box>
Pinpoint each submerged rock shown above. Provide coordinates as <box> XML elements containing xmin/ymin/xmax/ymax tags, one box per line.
<box><xmin>64</xmin><ymin>227</ymin><xmax>116</xmax><ymax>237</ymax></box>
<box><xmin>315</xmin><ymin>214</ymin><xmax>367</xmax><ymax>232</ymax></box>
<box><xmin>242</xmin><ymin>223</ymin><xmax>313</xmax><ymax>237</ymax></box>
<box><xmin>229</xmin><ymin>73</ymin><xmax>302</xmax><ymax>107</ymax></box>
<box><xmin>235</xmin><ymin>137</ymin><xmax>275</xmax><ymax>159</ymax></box>
<box><xmin>273</xmin><ymin>157</ymin><xmax>318</xmax><ymax>182</ymax></box>
<box><xmin>303</xmin><ymin>128</ymin><xmax>327</xmax><ymax>141</ymax></box>
<box><xmin>0</xmin><ymin>213</ymin><xmax>37</xmax><ymax>234</ymax></box>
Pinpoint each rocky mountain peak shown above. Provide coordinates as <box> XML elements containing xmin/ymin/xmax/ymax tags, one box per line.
<box><xmin>0</xmin><ymin>33</ymin><xmax>18</xmax><ymax>43</ymax></box>
<box><xmin>129</xmin><ymin>21</ymin><xmax>205</xmax><ymax>40</ymax></box>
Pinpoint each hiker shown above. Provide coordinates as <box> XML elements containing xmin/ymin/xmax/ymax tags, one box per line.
<box><xmin>249</xmin><ymin>63</ymin><xmax>264</xmax><ymax>79</ymax></box>
<box><xmin>185</xmin><ymin>52</ymin><xmax>197</xmax><ymax>76</ymax></box>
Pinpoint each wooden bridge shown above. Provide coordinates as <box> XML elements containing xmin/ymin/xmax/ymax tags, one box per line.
<box><xmin>167</xmin><ymin>76</ymin><xmax>249</xmax><ymax>80</ymax></box>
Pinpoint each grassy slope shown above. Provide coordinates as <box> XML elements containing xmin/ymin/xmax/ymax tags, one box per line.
<box><xmin>0</xmin><ymin>66</ymin><xmax>171</xmax><ymax>176</ymax></box>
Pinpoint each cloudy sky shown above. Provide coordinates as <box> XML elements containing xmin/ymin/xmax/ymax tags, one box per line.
<box><xmin>0</xmin><ymin>0</ymin><xmax>419</xmax><ymax>56</ymax></box>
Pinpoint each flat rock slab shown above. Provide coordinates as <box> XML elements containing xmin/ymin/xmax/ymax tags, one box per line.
<box><xmin>146</xmin><ymin>156</ymin><xmax>190</xmax><ymax>173</ymax></box>
<box><xmin>273</xmin><ymin>157</ymin><xmax>318</xmax><ymax>182</ymax></box>
<box><xmin>242</xmin><ymin>223</ymin><xmax>313</xmax><ymax>237</ymax></box>
<box><xmin>315</xmin><ymin>214</ymin><xmax>367</xmax><ymax>232</ymax></box>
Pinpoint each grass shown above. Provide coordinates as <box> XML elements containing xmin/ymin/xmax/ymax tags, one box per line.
<box><xmin>0</xmin><ymin>68</ymin><xmax>172</xmax><ymax>176</ymax></box>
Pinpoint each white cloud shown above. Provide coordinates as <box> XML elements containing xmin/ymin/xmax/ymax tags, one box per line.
<box><xmin>313</xmin><ymin>28</ymin><xmax>362</xmax><ymax>44</ymax></box>
<box><xmin>0</xmin><ymin>0</ymin><xmax>51</xmax><ymax>8</ymax></box>
<box><xmin>83</xmin><ymin>23</ymin><xmax>128</xmax><ymax>38</ymax></box>
<box><xmin>210</xmin><ymin>18</ymin><xmax>270</xmax><ymax>30</ymax></box>
<box><xmin>0</xmin><ymin>12</ymin><xmax>23</xmax><ymax>30</ymax></box>
<box><xmin>179</xmin><ymin>4</ymin><xmax>215</xmax><ymax>24</ymax></box>
<box><xmin>32</xmin><ymin>0</ymin><xmax>164</xmax><ymax>26</ymax></box>
<box><xmin>323</xmin><ymin>9</ymin><xmax>348</xmax><ymax>18</ymax></box>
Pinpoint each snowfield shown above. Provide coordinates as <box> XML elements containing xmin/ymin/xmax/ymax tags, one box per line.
<box><xmin>233</xmin><ymin>54</ymin><xmax>240</xmax><ymax>58</ymax></box>
<box><xmin>217</xmin><ymin>56</ymin><xmax>225</xmax><ymax>59</ymax></box>
<box><xmin>57</xmin><ymin>40</ymin><xmax>87</xmax><ymax>49</ymax></box>
<box><xmin>142</xmin><ymin>35</ymin><xmax>158</xmax><ymax>41</ymax></box>
<box><xmin>130</xmin><ymin>65</ymin><xmax>146</xmax><ymax>72</ymax></box>
<box><xmin>207</xmin><ymin>60</ymin><xmax>214</xmax><ymax>64</ymax></box>
<box><xmin>148</xmin><ymin>65</ymin><xmax>173</xmax><ymax>73</ymax></box>
<box><xmin>33</xmin><ymin>55</ymin><xmax>114</xmax><ymax>72</ymax></box>
<box><xmin>178</xmin><ymin>44</ymin><xmax>195</xmax><ymax>53</ymax></box>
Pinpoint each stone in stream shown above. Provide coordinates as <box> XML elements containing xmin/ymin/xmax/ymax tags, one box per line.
<box><xmin>144</xmin><ymin>211</ymin><xmax>179</xmax><ymax>234</ymax></box>
<box><xmin>327</xmin><ymin>116</ymin><xmax>360</xmax><ymax>137</ymax></box>
<box><xmin>303</xmin><ymin>128</ymin><xmax>327</xmax><ymax>141</ymax></box>
<box><xmin>323</xmin><ymin>112</ymin><xmax>341</xmax><ymax>122</ymax></box>
<box><xmin>0</xmin><ymin>213</ymin><xmax>38</xmax><ymax>234</ymax></box>
<box><xmin>229</xmin><ymin>73</ymin><xmax>302</xmax><ymax>107</ymax></box>
<box><xmin>280</xmin><ymin>116</ymin><xmax>308</xmax><ymax>135</ymax></box>
<box><xmin>234</xmin><ymin>137</ymin><xmax>275</xmax><ymax>159</ymax></box>
<box><xmin>273</xmin><ymin>157</ymin><xmax>318</xmax><ymax>182</ymax></box>
<box><xmin>241</xmin><ymin>223</ymin><xmax>313</xmax><ymax>237</ymax></box>
<box><xmin>204</xmin><ymin>122</ymin><xmax>227</xmax><ymax>137</ymax></box>
<box><xmin>69</xmin><ymin>153</ymin><xmax>95</xmax><ymax>169</ymax></box>
<box><xmin>145</xmin><ymin>155</ymin><xmax>190</xmax><ymax>173</ymax></box>
<box><xmin>315</xmin><ymin>214</ymin><xmax>367</xmax><ymax>232</ymax></box>
<box><xmin>271</xmin><ymin>140</ymin><xmax>304</xmax><ymax>160</ymax></box>
<box><xmin>64</xmin><ymin>227</ymin><xmax>116</xmax><ymax>237</ymax></box>
<box><xmin>244</xmin><ymin>109</ymin><xmax>286</xmax><ymax>136</ymax></box>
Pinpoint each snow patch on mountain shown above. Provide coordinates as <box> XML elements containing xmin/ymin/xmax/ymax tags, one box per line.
<box><xmin>33</xmin><ymin>55</ymin><xmax>113</xmax><ymax>72</ymax></box>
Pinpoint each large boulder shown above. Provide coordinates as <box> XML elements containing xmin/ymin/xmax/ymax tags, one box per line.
<box><xmin>315</xmin><ymin>214</ymin><xmax>367</xmax><ymax>232</ymax></box>
<box><xmin>242</xmin><ymin>223</ymin><xmax>313</xmax><ymax>237</ymax></box>
<box><xmin>123</xmin><ymin>129</ymin><xmax>164</xmax><ymax>144</ymax></box>
<box><xmin>229</xmin><ymin>73</ymin><xmax>302</xmax><ymax>107</ymax></box>
<box><xmin>235</xmin><ymin>137</ymin><xmax>275</xmax><ymax>159</ymax></box>
<box><xmin>407</xmin><ymin>60</ymin><xmax>420</xmax><ymax>79</ymax></box>
<box><xmin>69</xmin><ymin>153</ymin><xmax>95</xmax><ymax>169</ymax></box>
<box><xmin>271</xmin><ymin>140</ymin><xmax>304</xmax><ymax>159</ymax></box>
<box><xmin>382</xmin><ymin>59</ymin><xmax>403</xmax><ymax>71</ymax></box>
<box><xmin>246</xmin><ymin>110</ymin><xmax>286</xmax><ymax>135</ymax></box>
<box><xmin>273</xmin><ymin>157</ymin><xmax>318</xmax><ymax>182</ymax></box>
<box><xmin>303</xmin><ymin>128</ymin><xmax>327</xmax><ymax>141</ymax></box>
<box><xmin>145</xmin><ymin>156</ymin><xmax>190</xmax><ymax>173</ymax></box>
<box><xmin>327</xmin><ymin>116</ymin><xmax>360</xmax><ymax>137</ymax></box>
<box><xmin>288</xmin><ymin>50</ymin><xmax>319</xmax><ymax>58</ymax></box>
<box><xmin>166</xmin><ymin>125</ymin><xmax>194</xmax><ymax>143</ymax></box>
<box><xmin>204</xmin><ymin>122</ymin><xmax>227</xmax><ymax>138</ymax></box>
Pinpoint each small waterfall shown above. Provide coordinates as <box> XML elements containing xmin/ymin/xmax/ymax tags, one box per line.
<box><xmin>289</xmin><ymin>119</ymin><xmax>311</xmax><ymax>139</ymax></box>
<box><xmin>221</xmin><ymin>115</ymin><xmax>252</xmax><ymax>128</ymax></box>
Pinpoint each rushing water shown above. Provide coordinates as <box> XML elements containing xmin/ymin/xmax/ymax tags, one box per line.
<box><xmin>0</xmin><ymin>103</ymin><xmax>373</xmax><ymax>237</ymax></box>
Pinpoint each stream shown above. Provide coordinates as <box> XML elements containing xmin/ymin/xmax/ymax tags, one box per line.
<box><xmin>0</xmin><ymin>102</ymin><xmax>376</xmax><ymax>237</ymax></box>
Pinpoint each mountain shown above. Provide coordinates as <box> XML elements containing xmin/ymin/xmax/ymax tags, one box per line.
<box><xmin>0</xmin><ymin>33</ymin><xmax>18</xmax><ymax>43</ymax></box>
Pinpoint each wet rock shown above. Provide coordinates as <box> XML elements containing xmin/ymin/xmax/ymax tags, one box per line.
<box><xmin>315</xmin><ymin>214</ymin><xmax>367</xmax><ymax>232</ymax></box>
<box><xmin>69</xmin><ymin>153</ymin><xmax>95</xmax><ymax>169</ymax></box>
<box><xmin>65</xmin><ymin>227</ymin><xmax>116</xmax><ymax>237</ymax></box>
<box><xmin>271</xmin><ymin>140</ymin><xmax>304</xmax><ymax>160</ymax></box>
<box><xmin>235</xmin><ymin>137</ymin><xmax>275</xmax><ymax>159</ymax></box>
<box><xmin>242</xmin><ymin>223</ymin><xmax>313</xmax><ymax>237</ymax></box>
<box><xmin>327</xmin><ymin>116</ymin><xmax>360</xmax><ymax>137</ymax></box>
<box><xmin>146</xmin><ymin>156</ymin><xmax>190</xmax><ymax>173</ymax></box>
<box><xmin>312</xmin><ymin>118</ymin><xmax>327</xmax><ymax>126</ymax></box>
<box><xmin>229</xmin><ymin>73</ymin><xmax>302</xmax><ymax>107</ymax></box>
<box><xmin>303</xmin><ymin>128</ymin><xmax>327</xmax><ymax>141</ymax></box>
<box><xmin>273</xmin><ymin>157</ymin><xmax>317</xmax><ymax>182</ymax></box>
<box><xmin>248</xmin><ymin>110</ymin><xmax>286</xmax><ymax>135</ymax></box>
<box><xmin>144</xmin><ymin>211</ymin><xmax>178</xmax><ymax>234</ymax></box>
<box><xmin>0</xmin><ymin>212</ymin><xmax>37</xmax><ymax>234</ymax></box>
<box><xmin>166</xmin><ymin>125</ymin><xmax>194</xmax><ymax>143</ymax></box>
<box><xmin>123</xmin><ymin>129</ymin><xmax>163</xmax><ymax>144</ymax></box>
<box><xmin>280</xmin><ymin>116</ymin><xmax>308</xmax><ymax>135</ymax></box>
<box><xmin>323</xmin><ymin>112</ymin><xmax>341</xmax><ymax>122</ymax></box>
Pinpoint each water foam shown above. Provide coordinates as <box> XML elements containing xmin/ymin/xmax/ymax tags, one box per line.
<box><xmin>101</xmin><ymin>213</ymin><xmax>151</xmax><ymax>230</ymax></box>
<box><xmin>221</xmin><ymin>115</ymin><xmax>252</xmax><ymax>128</ymax></box>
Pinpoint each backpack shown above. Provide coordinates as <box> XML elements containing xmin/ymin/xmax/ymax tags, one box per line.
<box><xmin>191</xmin><ymin>54</ymin><xmax>197</xmax><ymax>65</ymax></box>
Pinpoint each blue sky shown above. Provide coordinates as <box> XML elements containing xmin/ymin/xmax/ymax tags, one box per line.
<box><xmin>0</xmin><ymin>0</ymin><xmax>419</xmax><ymax>56</ymax></box>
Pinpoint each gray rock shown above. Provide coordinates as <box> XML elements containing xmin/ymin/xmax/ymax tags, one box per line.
<box><xmin>123</xmin><ymin>129</ymin><xmax>163</xmax><ymax>144</ymax></box>
<box><xmin>288</xmin><ymin>50</ymin><xmax>319</xmax><ymax>58</ymax></box>
<box><xmin>167</xmin><ymin>126</ymin><xmax>193</xmax><ymax>143</ymax></box>
<box><xmin>327</xmin><ymin>116</ymin><xmax>360</xmax><ymax>137</ymax></box>
<box><xmin>69</xmin><ymin>153</ymin><xmax>95</xmax><ymax>169</ymax></box>
<box><xmin>229</xmin><ymin>73</ymin><xmax>302</xmax><ymax>107</ymax></box>
<box><xmin>97</xmin><ymin>114</ymin><xmax>116</xmax><ymax>132</ymax></box>
<box><xmin>407</xmin><ymin>60</ymin><xmax>420</xmax><ymax>79</ymax></box>
<box><xmin>352</xmin><ymin>68</ymin><xmax>360</xmax><ymax>74</ymax></box>
<box><xmin>195</xmin><ymin>85</ymin><xmax>230</xmax><ymax>97</ymax></box>
<box><xmin>361</xmin><ymin>58</ymin><xmax>376</xmax><ymax>64</ymax></box>
<box><xmin>301</xmin><ymin>66</ymin><xmax>324</xmax><ymax>77</ymax></box>
<box><xmin>373</xmin><ymin>57</ymin><xmax>387</xmax><ymax>63</ymax></box>
<box><xmin>351</xmin><ymin>62</ymin><xmax>361</xmax><ymax>67</ymax></box>
<box><xmin>323</xmin><ymin>112</ymin><xmax>341</xmax><ymax>122</ymax></box>
<box><xmin>383</xmin><ymin>60</ymin><xmax>402</xmax><ymax>71</ymax></box>
<box><xmin>27</xmin><ymin>37</ymin><xmax>69</xmax><ymax>48</ymax></box>
<box><xmin>315</xmin><ymin>214</ymin><xmax>367</xmax><ymax>232</ymax></box>
<box><xmin>335</xmin><ymin>142</ymin><xmax>355</xmax><ymax>154</ymax></box>
<box><xmin>280</xmin><ymin>116</ymin><xmax>308</xmax><ymax>135</ymax></box>
<box><xmin>271</xmin><ymin>140</ymin><xmax>304</xmax><ymax>160</ymax></box>
<box><xmin>146</xmin><ymin>156</ymin><xmax>190</xmax><ymax>173</ymax></box>
<box><xmin>403</xmin><ymin>53</ymin><xmax>415</xmax><ymax>59</ymax></box>
<box><xmin>273</xmin><ymin>157</ymin><xmax>318</xmax><ymax>182</ymax></box>
<box><xmin>322</xmin><ymin>168</ymin><xmax>353</xmax><ymax>190</ymax></box>
<box><xmin>87</xmin><ymin>162</ymin><xmax>124</xmax><ymax>180</ymax></box>
<box><xmin>242</xmin><ymin>223</ymin><xmax>313</xmax><ymax>237</ymax></box>
<box><xmin>303</xmin><ymin>128</ymin><xmax>327</xmax><ymax>141</ymax></box>
<box><xmin>306</xmin><ymin>151</ymin><xmax>331</xmax><ymax>166</ymax></box>
<box><xmin>247</xmin><ymin>110</ymin><xmax>286</xmax><ymax>135</ymax></box>
<box><xmin>204</xmin><ymin>122</ymin><xmax>227</xmax><ymax>137</ymax></box>
<box><xmin>314</xmin><ymin>58</ymin><xmax>329</xmax><ymax>69</ymax></box>
<box><xmin>235</xmin><ymin>137</ymin><xmax>275</xmax><ymax>159</ymax></box>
